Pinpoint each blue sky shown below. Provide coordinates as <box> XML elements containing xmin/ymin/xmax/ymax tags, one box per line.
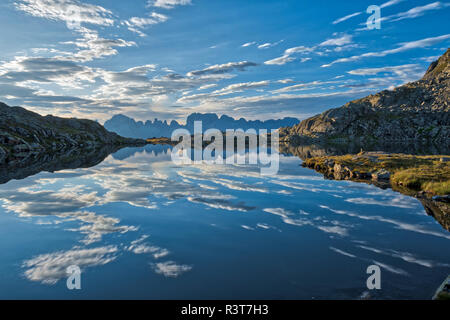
<box><xmin>0</xmin><ymin>0</ymin><xmax>449</xmax><ymax>123</ymax></box>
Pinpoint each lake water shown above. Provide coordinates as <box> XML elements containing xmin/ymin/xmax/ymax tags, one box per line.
<box><xmin>0</xmin><ymin>145</ymin><xmax>448</xmax><ymax>299</ymax></box>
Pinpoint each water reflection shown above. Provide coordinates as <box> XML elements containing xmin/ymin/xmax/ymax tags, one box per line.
<box><xmin>0</xmin><ymin>144</ymin><xmax>448</xmax><ymax>299</ymax></box>
<box><xmin>279</xmin><ymin>141</ymin><xmax>450</xmax><ymax>160</ymax></box>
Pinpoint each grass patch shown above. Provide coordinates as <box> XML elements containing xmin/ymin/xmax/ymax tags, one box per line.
<box><xmin>304</xmin><ymin>153</ymin><xmax>450</xmax><ymax>195</ymax></box>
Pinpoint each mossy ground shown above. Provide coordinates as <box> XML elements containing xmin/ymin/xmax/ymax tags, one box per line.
<box><xmin>304</xmin><ymin>152</ymin><xmax>450</xmax><ymax>195</ymax></box>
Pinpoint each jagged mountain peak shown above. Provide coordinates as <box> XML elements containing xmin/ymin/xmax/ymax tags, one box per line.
<box><xmin>104</xmin><ymin>113</ymin><xmax>300</xmax><ymax>139</ymax></box>
<box><xmin>423</xmin><ymin>48</ymin><xmax>450</xmax><ymax>81</ymax></box>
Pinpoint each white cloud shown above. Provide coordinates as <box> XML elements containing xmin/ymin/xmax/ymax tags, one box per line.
<box><xmin>0</xmin><ymin>56</ymin><xmax>99</xmax><ymax>89</ymax></box>
<box><xmin>123</xmin><ymin>13</ymin><xmax>169</xmax><ymax>37</ymax></box>
<box><xmin>332</xmin><ymin>12</ymin><xmax>362</xmax><ymax>24</ymax></box>
<box><xmin>380</xmin><ymin>0</ymin><xmax>405</xmax><ymax>8</ymax></box>
<box><xmin>265</xmin><ymin>36</ymin><xmax>353</xmax><ymax>66</ymax></box>
<box><xmin>356</xmin><ymin>1</ymin><xmax>449</xmax><ymax>31</ymax></box>
<box><xmin>66</xmin><ymin>27</ymin><xmax>136</xmax><ymax>62</ymax></box>
<box><xmin>347</xmin><ymin>64</ymin><xmax>424</xmax><ymax>82</ymax></box>
<box><xmin>241</xmin><ymin>41</ymin><xmax>256</xmax><ymax>47</ymax></box>
<box><xmin>212</xmin><ymin>80</ymin><xmax>270</xmax><ymax>95</ymax></box>
<box><xmin>277</xmin><ymin>78</ymin><xmax>294</xmax><ymax>84</ymax></box>
<box><xmin>322</xmin><ymin>34</ymin><xmax>450</xmax><ymax>67</ymax></box>
<box><xmin>198</xmin><ymin>83</ymin><xmax>217</xmax><ymax>90</ymax></box>
<box><xmin>15</xmin><ymin>0</ymin><xmax>115</xmax><ymax>27</ymax></box>
<box><xmin>387</xmin><ymin>1</ymin><xmax>450</xmax><ymax>22</ymax></box>
<box><xmin>273</xmin><ymin>80</ymin><xmax>340</xmax><ymax>94</ymax></box>
<box><xmin>333</xmin><ymin>0</ymin><xmax>404</xmax><ymax>25</ymax></box>
<box><xmin>264</xmin><ymin>55</ymin><xmax>296</xmax><ymax>65</ymax></box>
<box><xmin>257</xmin><ymin>40</ymin><xmax>283</xmax><ymax>49</ymax></box>
<box><xmin>187</xmin><ymin>61</ymin><xmax>258</xmax><ymax>76</ymax></box>
<box><xmin>320</xmin><ymin>35</ymin><xmax>353</xmax><ymax>47</ymax></box>
<box><xmin>147</xmin><ymin>0</ymin><xmax>192</xmax><ymax>9</ymax></box>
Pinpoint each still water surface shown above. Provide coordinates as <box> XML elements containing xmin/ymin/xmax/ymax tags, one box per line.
<box><xmin>0</xmin><ymin>145</ymin><xmax>448</xmax><ymax>299</ymax></box>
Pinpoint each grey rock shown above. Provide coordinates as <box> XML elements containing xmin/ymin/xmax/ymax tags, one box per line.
<box><xmin>372</xmin><ymin>169</ymin><xmax>391</xmax><ymax>181</ymax></box>
<box><xmin>0</xmin><ymin>102</ymin><xmax>146</xmax><ymax>165</ymax></box>
<box><xmin>279</xmin><ymin>48</ymin><xmax>450</xmax><ymax>146</ymax></box>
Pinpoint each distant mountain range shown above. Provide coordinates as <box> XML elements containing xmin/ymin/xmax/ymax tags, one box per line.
<box><xmin>104</xmin><ymin>113</ymin><xmax>300</xmax><ymax>139</ymax></box>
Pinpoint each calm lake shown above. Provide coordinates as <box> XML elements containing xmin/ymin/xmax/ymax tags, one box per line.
<box><xmin>0</xmin><ymin>144</ymin><xmax>448</xmax><ymax>299</ymax></box>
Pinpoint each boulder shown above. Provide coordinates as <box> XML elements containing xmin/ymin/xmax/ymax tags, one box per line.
<box><xmin>372</xmin><ymin>169</ymin><xmax>391</xmax><ymax>181</ymax></box>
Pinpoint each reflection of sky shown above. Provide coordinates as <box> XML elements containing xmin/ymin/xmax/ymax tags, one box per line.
<box><xmin>0</xmin><ymin>145</ymin><xmax>449</xmax><ymax>299</ymax></box>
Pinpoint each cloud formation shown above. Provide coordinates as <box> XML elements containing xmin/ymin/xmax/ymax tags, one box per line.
<box><xmin>265</xmin><ymin>35</ymin><xmax>354</xmax><ymax>65</ymax></box>
<box><xmin>15</xmin><ymin>0</ymin><xmax>115</xmax><ymax>27</ymax></box>
<box><xmin>322</xmin><ymin>34</ymin><xmax>450</xmax><ymax>67</ymax></box>
<box><xmin>123</xmin><ymin>13</ymin><xmax>169</xmax><ymax>37</ymax></box>
<box><xmin>147</xmin><ymin>0</ymin><xmax>192</xmax><ymax>9</ymax></box>
<box><xmin>187</xmin><ymin>61</ymin><xmax>258</xmax><ymax>76</ymax></box>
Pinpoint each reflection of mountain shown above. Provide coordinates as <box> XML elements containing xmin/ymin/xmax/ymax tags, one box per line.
<box><xmin>111</xmin><ymin>144</ymin><xmax>172</xmax><ymax>160</ymax></box>
<box><xmin>104</xmin><ymin>113</ymin><xmax>300</xmax><ymax>139</ymax></box>
<box><xmin>0</xmin><ymin>144</ymin><xmax>121</xmax><ymax>184</ymax></box>
<box><xmin>279</xmin><ymin>141</ymin><xmax>450</xmax><ymax>160</ymax></box>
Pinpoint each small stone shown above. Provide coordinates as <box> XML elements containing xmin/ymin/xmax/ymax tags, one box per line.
<box><xmin>372</xmin><ymin>169</ymin><xmax>391</xmax><ymax>181</ymax></box>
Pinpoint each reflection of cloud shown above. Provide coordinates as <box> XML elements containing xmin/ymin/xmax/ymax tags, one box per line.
<box><xmin>153</xmin><ymin>261</ymin><xmax>192</xmax><ymax>278</ymax></box>
<box><xmin>23</xmin><ymin>246</ymin><xmax>118</xmax><ymax>284</ymax></box>
<box><xmin>69</xmin><ymin>211</ymin><xmax>138</xmax><ymax>245</ymax></box>
<box><xmin>329</xmin><ymin>247</ymin><xmax>357</xmax><ymax>258</ymax></box>
<box><xmin>263</xmin><ymin>207</ymin><xmax>293</xmax><ymax>218</ymax></box>
<box><xmin>358</xmin><ymin>245</ymin><xmax>450</xmax><ymax>268</ymax></box>
<box><xmin>0</xmin><ymin>184</ymin><xmax>138</xmax><ymax>245</ymax></box>
<box><xmin>188</xmin><ymin>197</ymin><xmax>255</xmax><ymax>212</ymax></box>
<box><xmin>372</xmin><ymin>260</ymin><xmax>409</xmax><ymax>276</ymax></box>
<box><xmin>317</xmin><ymin>225</ymin><xmax>349</xmax><ymax>236</ymax></box>
<box><xmin>345</xmin><ymin>197</ymin><xmax>416</xmax><ymax>209</ymax></box>
<box><xmin>264</xmin><ymin>208</ymin><xmax>351</xmax><ymax>237</ymax></box>
<box><xmin>104</xmin><ymin>189</ymin><xmax>158</xmax><ymax>209</ymax></box>
<box><xmin>320</xmin><ymin>205</ymin><xmax>450</xmax><ymax>240</ymax></box>
<box><xmin>126</xmin><ymin>235</ymin><xmax>170</xmax><ymax>259</ymax></box>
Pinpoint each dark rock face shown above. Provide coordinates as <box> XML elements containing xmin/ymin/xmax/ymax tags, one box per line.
<box><xmin>0</xmin><ymin>102</ymin><xmax>145</xmax><ymax>165</ymax></box>
<box><xmin>279</xmin><ymin>48</ymin><xmax>450</xmax><ymax>145</ymax></box>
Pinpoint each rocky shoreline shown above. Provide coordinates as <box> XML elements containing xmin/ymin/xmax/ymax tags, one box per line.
<box><xmin>301</xmin><ymin>152</ymin><xmax>450</xmax><ymax>230</ymax></box>
<box><xmin>0</xmin><ymin>102</ymin><xmax>147</xmax><ymax>167</ymax></box>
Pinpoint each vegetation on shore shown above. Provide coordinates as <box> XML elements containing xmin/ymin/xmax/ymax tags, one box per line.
<box><xmin>146</xmin><ymin>137</ymin><xmax>177</xmax><ymax>145</ymax></box>
<box><xmin>302</xmin><ymin>152</ymin><xmax>450</xmax><ymax>196</ymax></box>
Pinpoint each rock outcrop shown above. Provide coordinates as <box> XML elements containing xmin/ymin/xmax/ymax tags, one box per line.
<box><xmin>279</xmin><ymin>49</ymin><xmax>450</xmax><ymax>145</ymax></box>
<box><xmin>0</xmin><ymin>102</ymin><xmax>145</xmax><ymax>165</ymax></box>
<box><xmin>301</xmin><ymin>152</ymin><xmax>450</xmax><ymax>230</ymax></box>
